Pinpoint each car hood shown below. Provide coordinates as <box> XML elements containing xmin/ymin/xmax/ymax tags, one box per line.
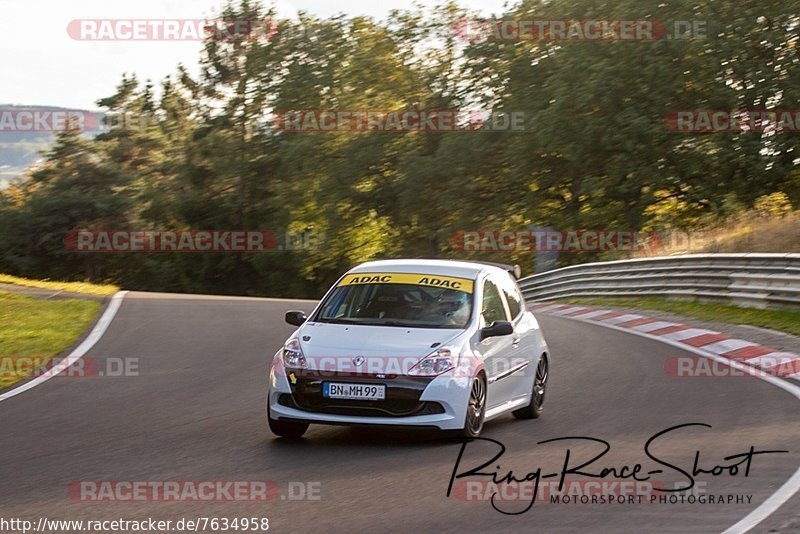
<box><xmin>294</xmin><ymin>322</ymin><xmax>464</xmax><ymax>370</ymax></box>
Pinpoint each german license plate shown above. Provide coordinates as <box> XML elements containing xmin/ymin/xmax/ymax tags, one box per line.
<box><xmin>322</xmin><ymin>382</ymin><xmax>385</xmax><ymax>401</ymax></box>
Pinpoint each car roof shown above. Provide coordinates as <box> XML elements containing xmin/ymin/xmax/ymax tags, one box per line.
<box><xmin>347</xmin><ymin>259</ymin><xmax>507</xmax><ymax>280</ymax></box>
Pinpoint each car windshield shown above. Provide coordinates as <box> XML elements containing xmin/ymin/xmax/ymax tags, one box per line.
<box><xmin>314</xmin><ymin>274</ymin><xmax>474</xmax><ymax>329</ymax></box>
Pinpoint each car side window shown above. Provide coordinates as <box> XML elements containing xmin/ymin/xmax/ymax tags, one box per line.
<box><xmin>481</xmin><ymin>279</ymin><xmax>509</xmax><ymax>325</ymax></box>
<box><xmin>501</xmin><ymin>277</ymin><xmax>523</xmax><ymax>320</ymax></box>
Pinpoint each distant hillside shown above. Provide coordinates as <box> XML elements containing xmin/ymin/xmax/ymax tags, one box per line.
<box><xmin>0</xmin><ymin>104</ymin><xmax>100</xmax><ymax>188</ymax></box>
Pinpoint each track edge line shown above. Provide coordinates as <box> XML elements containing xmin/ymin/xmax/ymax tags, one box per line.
<box><xmin>0</xmin><ymin>290</ymin><xmax>129</xmax><ymax>403</ymax></box>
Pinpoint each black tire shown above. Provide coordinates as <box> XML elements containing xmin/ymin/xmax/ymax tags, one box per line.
<box><xmin>267</xmin><ymin>403</ymin><xmax>309</xmax><ymax>438</ymax></box>
<box><xmin>455</xmin><ymin>374</ymin><xmax>487</xmax><ymax>438</ymax></box>
<box><xmin>513</xmin><ymin>355</ymin><xmax>548</xmax><ymax>420</ymax></box>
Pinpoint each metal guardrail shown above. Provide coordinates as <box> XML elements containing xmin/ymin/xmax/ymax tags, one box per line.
<box><xmin>518</xmin><ymin>253</ymin><xmax>800</xmax><ymax>310</ymax></box>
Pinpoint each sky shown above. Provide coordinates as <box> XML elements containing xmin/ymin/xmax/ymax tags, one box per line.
<box><xmin>0</xmin><ymin>0</ymin><xmax>508</xmax><ymax>110</ymax></box>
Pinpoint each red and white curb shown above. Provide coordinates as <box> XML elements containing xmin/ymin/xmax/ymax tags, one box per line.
<box><xmin>531</xmin><ymin>302</ymin><xmax>800</xmax><ymax>382</ymax></box>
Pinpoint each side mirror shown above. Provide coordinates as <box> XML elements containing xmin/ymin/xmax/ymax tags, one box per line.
<box><xmin>285</xmin><ymin>310</ymin><xmax>307</xmax><ymax>327</ymax></box>
<box><xmin>480</xmin><ymin>320</ymin><xmax>514</xmax><ymax>340</ymax></box>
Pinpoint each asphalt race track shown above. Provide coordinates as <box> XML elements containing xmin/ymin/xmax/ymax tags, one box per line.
<box><xmin>1</xmin><ymin>292</ymin><xmax>799</xmax><ymax>533</ymax></box>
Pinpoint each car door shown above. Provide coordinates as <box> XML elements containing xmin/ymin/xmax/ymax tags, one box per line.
<box><xmin>498</xmin><ymin>273</ymin><xmax>537</xmax><ymax>401</ymax></box>
<box><xmin>477</xmin><ymin>275</ymin><xmax>517</xmax><ymax>410</ymax></box>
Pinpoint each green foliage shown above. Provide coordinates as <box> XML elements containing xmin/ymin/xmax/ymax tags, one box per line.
<box><xmin>0</xmin><ymin>0</ymin><xmax>798</xmax><ymax>296</ymax></box>
<box><xmin>754</xmin><ymin>192</ymin><xmax>793</xmax><ymax>217</ymax></box>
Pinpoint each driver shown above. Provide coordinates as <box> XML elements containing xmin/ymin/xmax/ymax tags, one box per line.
<box><xmin>435</xmin><ymin>291</ymin><xmax>470</xmax><ymax>325</ymax></box>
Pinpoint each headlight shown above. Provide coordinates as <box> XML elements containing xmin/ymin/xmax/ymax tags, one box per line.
<box><xmin>408</xmin><ymin>347</ymin><xmax>457</xmax><ymax>376</ymax></box>
<box><xmin>282</xmin><ymin>338</ymin><xmax>307</xmax><ymax>368</ymax></box>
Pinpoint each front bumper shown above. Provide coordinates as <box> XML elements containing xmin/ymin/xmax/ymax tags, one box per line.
<box><xmin>267</xmin><ymin>364</ymin><xmax>471</xmax><ymax>431</ymax></box>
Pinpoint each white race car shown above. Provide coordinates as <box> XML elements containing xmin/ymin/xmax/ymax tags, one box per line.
<box><xmin>267</xmin><ymin>259</ymin><xmax>550</xmax><ymax>438</ymax></box>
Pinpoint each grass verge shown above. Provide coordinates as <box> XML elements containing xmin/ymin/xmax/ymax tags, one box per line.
<box><xmin>0</xmin><ymin>291</ymin><xmax>101</xmax><ymax>389</ymax></box>
<box><xmin>0</xmin><ymin>273</ymin><xmax>118</xmax><ymax>296</ymax></box>
<box><xmin>559</xmin><ymin>296</ymin><xmax>800</xmax><ymax>337</ymax></box>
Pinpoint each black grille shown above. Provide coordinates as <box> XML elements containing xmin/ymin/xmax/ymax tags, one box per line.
<box><xmin>280</xmin><ymin>370</ymin><xmax>442</xmax><ymax>417</ymax></box>
<box><xmin>278</xmin><ymin>394</ymin><xmax>444</xmax><ymax>417</ymax></box>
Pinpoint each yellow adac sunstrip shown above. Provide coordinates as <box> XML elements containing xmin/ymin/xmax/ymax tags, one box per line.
<box><xmin>338</xmin><ymin>272</ymin><xmax>474</xmax><ymax>293</ymax></box>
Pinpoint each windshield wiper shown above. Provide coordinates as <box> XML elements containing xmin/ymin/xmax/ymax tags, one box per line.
<box><xmin>318</xmin><ymin>317</ymin><xmax>460</xmax><ymax>328</ymax></box>
<box><xmin>317</xmin><ymin>317</ymin><xmax>363</xmax><ymax>325</ymax></box>
<box><xmin>319</xmin><ymin>318</ymin><xmax>416</xmax><ymax>327</ymax></box>
<box><xmin>359</xmin><ymin>319</ymin><xmax>415</xmax><ymax>327</ymax></box>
